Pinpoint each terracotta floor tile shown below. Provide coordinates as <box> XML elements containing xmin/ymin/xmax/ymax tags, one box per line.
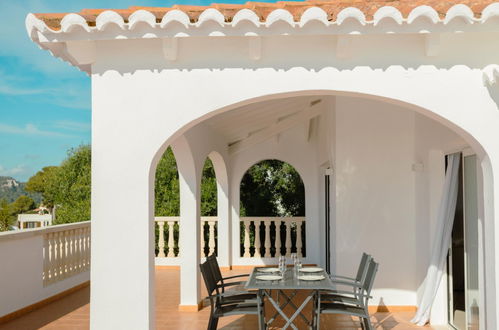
<box><xmin>0</xmin><ymin>268</ymin><xmax>434</xmax><ymax>330</ymax></box>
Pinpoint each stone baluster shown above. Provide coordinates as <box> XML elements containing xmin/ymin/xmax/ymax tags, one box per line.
<box><xmin>157</xmin><ymin>221</ymin><xmax>166</xmax><ymax>258</ymax></box>
<box><xmin>253</xmin><ymin>220</ymin><xmax>261</xmax><ymax>257</ymax></box>
<box><xmin>285</xmin><ymin>221</ymin><xmax>292</xmax><ymax>257</ymax></box>
<box><xmin>243</xmin><ymin>220</ymin><xmax>251</xmax><ymax>257</ymax></box>
<box><xmin>296</xmin><ymin>221</ymin><xmax>303</xmax><ymax>258</ymax></box>
<box><xmin>85</xmin><ymin>227</ymin><xmax>91</xmax><ymax>271</ymax></box>
<box><xmin>43</xmin><ymin>234</ymin><xmax>49</xmax><ymax>285</ymax></box>
<box><xmin>264</xmin><ymin>220</ymin><xmax>271</xmax><ymax>257</ymax></box>
<box><xmin>208</xmin><ymin>221</ymin><xmax>216</xmax><ymax>256</ymax></box>
<box><xmin>77</xmin><ymin>228</ymin><xmax>83</xmax><ymax>271</ymax></box>
<box><xmin>68</xmin><ymin>230</ymin><xmax>75</xmax><ymax>276</ymax></box>
<box><xmin>274</xmin><ymin>221</ymin><xmax>282</xmax><ymax>257</ymax></box>
<box><xmin>200</xmin><ymin>221</ymin><xmax>206</xmax><ymax>257</ymax></box>
<box><xmin>167</xmin><ymin>221</ymin><xmax>176</xmax><ymax>257</ymax></box>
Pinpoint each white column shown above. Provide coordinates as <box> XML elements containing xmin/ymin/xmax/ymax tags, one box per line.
<box><xmin>173</xmin><ymin>137</ymin><xmax>202</xmax><ymax>309</ymax></box>
<box><xmin>481</xmin><ymin>154</ymin><xmax>499</xmax><ymax>330</ymax></box>
<box><xmin>209</xmin><ymin>152</ymin><xmax>231</xmax><ymax>268</ymax></box>
<box><xmin>90</xmin><ymin>154</ymin><xmax>154</xmax><ymax>329</ymax></box>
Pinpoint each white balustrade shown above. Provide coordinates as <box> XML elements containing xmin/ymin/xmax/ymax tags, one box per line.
<box><xmin>153</xmin><ymin>216</ymin><xmax>305</xmax><ymax>262</ymax></box>
<box><xmin>154</xmin><ymin>216</ymin><xmax>218</xmax><ymax>260</ymax></box>
<box><xmin>240</xmin><ymin>217</ymin><xmax>306</xmax><ymax>259</ymax></box>
<box><xmin>42</xmin><ymin>222</ymin><xmax>91</xmax><ymax>286</ymax></box>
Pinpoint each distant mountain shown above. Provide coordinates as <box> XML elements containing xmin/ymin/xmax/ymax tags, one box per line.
<box><xmin>0</xmin><ymin>176</ymin><xmax>42</xmax><ymax>204</ymax></box>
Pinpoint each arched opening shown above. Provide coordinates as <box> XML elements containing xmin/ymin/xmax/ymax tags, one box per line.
<box><xmin>154</xmin><ymin>146</ymin><xmax>180</xmax><ymax>258</ymax></box>
<box><xmin>239</xmin><ymin>159</ymin><xmax>306</xmax><ymax>258</ymax></box>
<box><xmin>145</xmin><ymin>90</ymin><xmax>495</xmax><ymax>327</ymax></box>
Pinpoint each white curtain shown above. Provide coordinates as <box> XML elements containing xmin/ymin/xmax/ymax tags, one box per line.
<box><xmin>411</xmin><ymin>153</ymin><xmax>461</xmax><ymax>326</ymax></box>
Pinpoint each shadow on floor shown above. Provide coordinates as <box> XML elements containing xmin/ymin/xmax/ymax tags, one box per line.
<box><xmin>0</xmin><ymin>286</ymin><xmax>90</xmax><ymax>330</ymax></box>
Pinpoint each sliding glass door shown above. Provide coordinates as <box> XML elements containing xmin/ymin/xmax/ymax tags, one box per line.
<box><xmin>447</xmin><ymin>153</ymin><xmax>479</xmax><ymax>330</ymax></box>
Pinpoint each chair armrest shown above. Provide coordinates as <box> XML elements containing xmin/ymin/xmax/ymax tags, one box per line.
<box><xmin>330</xmin><ymin>275</ymin><xmax>356</xmax><ymax>281</ymax></box>
<box><xmin>217</xmin><ymin>281</ymin><xmax>246</xmax><ymax>289</ymax></box>
<box><xmin>223</xmin><ymin>274</ymin><xmax>250</xmax><ymax>280</ymax></box>
<box><xmin>331</xmin><ymin>280</ymin><xmax>363</xmax><ymax>288</ymax></box>
<box><xmin>325</xmin><ymin>290</ymin><xmax>372</xmax><ymax>299</ymax></box>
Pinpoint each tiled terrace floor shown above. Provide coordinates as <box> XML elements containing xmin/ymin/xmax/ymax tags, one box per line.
<box><xmin>1</xmin><ymin>268</ymin><xmax>437</xmax><ymax>330</ymax></box>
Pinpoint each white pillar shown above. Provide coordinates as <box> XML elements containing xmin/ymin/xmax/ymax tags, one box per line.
<box><xmin>90</xmin><ymin>153</ymin><xmax>154</xmax><ymax>329</ymax></box>
<box><xmin>480</xmin><ymin>153</ymin><xmax>498</xmax><ymax>330</ymax></box>
<box><xmin>172</xmin><ymin>137</ymin><xmax>202</xmax><ymax>309</ymax></box>
<box><xmin>209</xmin><ymin>151</ymin><xmax>231</xmax><ymax>268</ymax></box>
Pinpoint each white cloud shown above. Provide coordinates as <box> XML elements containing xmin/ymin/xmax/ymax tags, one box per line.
<box><xmin>53</xmin><ymin>120</ymin><xmax>91</xmax><ymax>132</ymax></box>
<box><xmin>0</xmin><ymin>123</ymin><xmax>72</xmax><ymax>137</ymax></box>
<box><xmin>0</xmin><ymin>164</ymin><xmax>28</xmax><ymax>177</ymax></box>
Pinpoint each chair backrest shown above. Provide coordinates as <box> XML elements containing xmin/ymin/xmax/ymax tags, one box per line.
<box><xmin>207</xmin><ymin>254</ymin><xmax>224</xmax><ymax>285</ymax></box>
<box><xmin>355</xmin><ymin>253</ymin><xmax>372</xmax><ymax>283</ymax></box>
<box><xmin>362</xmin><ymin>259</ymin><xmax>379</xmax><ymax>295</ymax></box>
<box><xmin>200</xmin><ymin>260</ymin><xmax>218</xmax><ymax>296</ymax></box>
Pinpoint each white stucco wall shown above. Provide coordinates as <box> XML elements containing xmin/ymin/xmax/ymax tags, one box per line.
<box><xmin>0</xmin><ymin>226</ymin><xmax>90</xmax><ymax>318</ymax></box>
<box><xmin>332</xmin><ymin>96</ymin><xmax>467</xmax><ymax>308</ymax></box>
<box><xmin>85</xmin><ymin>31</ymin><xmax>499</xmax><ymax>329</ymax></box>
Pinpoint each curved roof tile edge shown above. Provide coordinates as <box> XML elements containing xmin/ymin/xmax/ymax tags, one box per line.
<box><xmin>29</xmin><ymin>1</ymin><xmax>499</xmax><ymax>31</ymax></box>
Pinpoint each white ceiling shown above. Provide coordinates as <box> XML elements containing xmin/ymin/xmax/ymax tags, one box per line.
<box><xmin>204</xmin><ymin>95</ymin><xmax>321</xmax><ymax>146</ymax></box>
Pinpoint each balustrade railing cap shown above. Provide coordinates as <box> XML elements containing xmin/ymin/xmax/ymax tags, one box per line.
<box><xmin>0</xmin><ymin>220</ymin><xmax>91</xmax><ymax>242</ymax></box>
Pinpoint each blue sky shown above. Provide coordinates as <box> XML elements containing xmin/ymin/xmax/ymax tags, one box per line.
<box><xmin>0</xmin><ymin>0</ymin><xmax>273</xmax><ymax>182</ymax></box>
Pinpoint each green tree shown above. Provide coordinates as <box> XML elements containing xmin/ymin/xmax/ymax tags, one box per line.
<box><xmin>201</xmin><ymin>158</ymin><xmax>217</xmax><ymax>216</ymax></box>
<box><xmin>155</xmin><ymin>147</ymin><xmax>180</xmax><ymax>216</ymax></box>
<box><xmin>155</xmin><ymin>150</ymin><xmax>218</xmax><ymax>217</ymax></box>
<box><xmin>0</xmin><ymin>199</ymin><xmax>14</xmax><ymax>231</ymax></box>
<box><xmin>50</xmin><ymin>145</ymin><xmax>91</xmax><ymax>224</ymax></box>
<box><xmin>240</xmin><ymin>160</ymin><xmax>305</xmax><ymax>217</ymax></box>
<box><xmin>25</xmin><ymin>166</ymin><xmax>59</xmax><ymax>208</ymax></box>
<box><xmin>11</xmin><ymin>195</ymin><xmax>36</xmax><ymax>215</ymax></box>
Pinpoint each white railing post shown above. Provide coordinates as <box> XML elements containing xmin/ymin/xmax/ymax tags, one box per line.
<box><xmin>264</xmin><ymin>220</ymin><xmax>271</xmax><ymax>258</ymax></box>
<box><xmin>167</xmin><ymin>221</ymin><xmax>176</xmax><ymax>257</ymax></box>
<box><xmin>296</xmin><ymin>221</ymin><xmax>303</xmax><ymax>258</ymax></box>
<box><xmin>243</xmin><ymin>220</ymin><xmax>251</xmax><ymax>257</ymax></box>
<box><xmin>275</xmin><ymin>221</ymin><xmax>282</xmax><ymax>257</ymax></box>
<box><xmin>157</xmin><ymin>221</ymin><xmax>166</xmax><ymax>258</ymax></box>
<box><xmin>208</xmin><ymin>221</ymin><xmax>216</xmax><ymax>256</ymax></box>
<box><xmin>201</xmin><ymin>220</ymin><xmax>206</xmax><ymax>257</ymax></box>
<box><xmin>43</xmin><ymin>233</ymin><xmax>49</xmax><ymax>285</ymax></box>
<box><xmin>285</xmin><ymin>221</ymin><xmax>292</xmax><ymax>257</ymax></box>
<box><xmin>253</xmin><ymin>220</ymin><xmax>261</xmax><ymax>257</ymax></box>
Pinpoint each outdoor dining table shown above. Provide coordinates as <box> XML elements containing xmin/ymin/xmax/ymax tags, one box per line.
<box><xmin>245</xmin><ymin>266</ymin><xmax>335</xmax><ymax>330</ymax></box>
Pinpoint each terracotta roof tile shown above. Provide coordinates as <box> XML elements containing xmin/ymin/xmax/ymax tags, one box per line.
<box><xmin>33</xmin><ymin>0</ymin><xmax>498</xmax><ymax>30</ymax></box>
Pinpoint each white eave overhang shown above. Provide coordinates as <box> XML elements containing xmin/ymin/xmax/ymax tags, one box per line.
<box><xmin>25</xmin><ymin>3</ymin><xmax>499</xmax><ymax>75</ymax></box>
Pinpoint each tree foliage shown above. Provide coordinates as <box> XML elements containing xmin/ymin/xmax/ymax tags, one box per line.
<box><xmin>155</xmin><ymin>147</ymin><xmax>180</xmax><ymax>216</ymax></box>
<box><xmin>240</xmin><ymin>160</ymin><xmax>305</xmax><ymax>217</ymax></box>
<box><xmin>51</xmin><ymin>145</ymin><xmax>91</xmax><ymax>224</ymax></box>
<box><xmin>29</xmin><ymin>146</ymin><xmax>91</xmax><ymax>224</ymax></box>
<box><xmin>24</xmin><ymin>146</ymin><xmax>305</xmax><ymax>226</ymax></box>
<box><xmin>201</xmin><ymin>158</ymin><xmax>217</xmax><ymax>216</ymax></box>
<box><xmin>25</xmin><ymin>166</ymin><xmax>59</xmax><ymax>207</ymax></box>
<box><xmin>11</xmin><ymin>195</ymin><xmax>36</xmax><ymax>215</ymax></box>
<box><xmin>155</xmin><ymin>149</ymin><xmax>218</xmax><ymax>217</ymax></box>
<box><xmin>0</xmin><ymin>199</ymin><xmax>15</xmax><ymax>231</ymax></box>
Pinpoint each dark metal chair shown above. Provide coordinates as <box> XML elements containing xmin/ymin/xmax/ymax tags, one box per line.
<box><xmin>206</xmin><ymin>254</ymin><xmax>251</xmax><ymax>294</ymax></box>
<box><xmin>200</xmin><ymin>259</ymin><xmax>264</xmax><ymax>330</ymax></box>
<box><xmin>315</xmin><ymin>259</ymin><xmax>379</xmax><ymax>330</ymax></box>
<box><xmin>330</xmin><ymin>252</ymin><xmax>372</xmax><ymax>284</ymax></box>
<box><xmin>321</xmin><ymin>252</ymin><xmax>373</xmax><ymax>303</ymax></box>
